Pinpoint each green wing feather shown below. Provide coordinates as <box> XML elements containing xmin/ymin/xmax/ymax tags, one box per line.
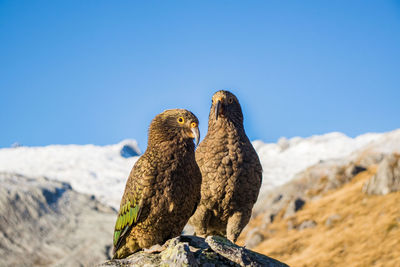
<box><xmin>112</xmin><ymin>156</ymin><xmax>155</xmax><ymax>255</ymax></box>
<box><xmin>113</xmin><ymin>198</ymin><xmax>141</xmax><ymax>248</ymax></box>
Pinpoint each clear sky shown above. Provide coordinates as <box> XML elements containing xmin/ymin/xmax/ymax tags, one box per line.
<box><xmin>1</xmin><ymin>1</ymin><xmax>399</xmax><ymax>152</ymax></box>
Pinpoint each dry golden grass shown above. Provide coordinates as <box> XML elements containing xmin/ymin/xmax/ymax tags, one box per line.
<box><xmin>240</xmin><ymin>166</ymin><xmax>400</xmax><ymax>267</ymax></box>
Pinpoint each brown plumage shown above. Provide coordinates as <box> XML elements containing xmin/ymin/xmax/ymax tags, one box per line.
<box><xmin>190</xmin><ymin>90</ymin><xmax>262</xmax><ymax>242</ymax></box>
<box><xmin>112</xmin><ymin>109</ymin><xmax>202</xmax><ymax>259</ymax></box>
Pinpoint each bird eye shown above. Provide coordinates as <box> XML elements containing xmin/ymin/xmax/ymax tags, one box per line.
<box><xmin>228</xmin><ymin>98</ymin><xmax>233</xmax><ymax>104</ymax></box>
<box><xmin>191</xmin><ymin>122</ymin><xmax>197</xmax><ymax>128</ymax></box>
<box><xmin>177</xmin><ymin>117</ymin><xmax>185</xmax><ymax>124</ymax></box>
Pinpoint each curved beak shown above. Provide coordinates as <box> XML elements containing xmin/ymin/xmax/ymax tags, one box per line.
<box><xmin>215</xmin><ymin>100</ymin><xmax>221</xmax><ymax>121</ymax></box>
<box><xmin>191</xmin><ymin>127</ymin><xmax>200</xmax><ymax>146</ymax></box>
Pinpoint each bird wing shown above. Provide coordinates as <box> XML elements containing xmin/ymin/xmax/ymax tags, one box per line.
<box><xmin>113</xmin><ymin>197</ymin><xmax>142</xmax><ymax>250</ymax></box>
<box><xmin>113</xmin><ymin>155</ymin><xmax>156</xmax><ymax>252</ymax></box>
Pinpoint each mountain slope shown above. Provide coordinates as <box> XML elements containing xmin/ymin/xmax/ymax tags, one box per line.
<box><xmin>0</xmin><ymin>172</ymin><xmax>116</xmax><ymax>267</ymax></box>
<box><xmin>242</xmin><ymin>166</ymin><xmax>400</xmax><ymax>266</ymax></box>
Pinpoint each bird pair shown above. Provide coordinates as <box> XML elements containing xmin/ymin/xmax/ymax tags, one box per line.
<box><xmin>112</xmin><ymin>90</ymin><xmax>262</xmax><ymax>259</ymax></box>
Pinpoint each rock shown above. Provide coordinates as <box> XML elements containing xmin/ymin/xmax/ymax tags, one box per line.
<box><xmin>325</xmin><ymin>214</ymin><xmax>342</xmax><ymax>227</ymax></box>
<box><xmin>287</xmin><ymin>220</ymin><xmax>295</xmax><ymax>231</ymax></box>
<box><xmin>99</xmin><ymin>235</ymin><xmax>288</xmax><ymax>267</ymax></box>
<box><xmin>355</xmin><ymin>152</ymin><xmax>385</xmax><ymax>167</ymax></box>
<box><xmin>284</xmin><ymin>197</ymin><xmax>306</xmax><ymax>218</ymax></box>
<box><xmin>363</xmin><ymin>153</ymin><xmax>400</xmax><ymax>195</ymax></box>
<box><xmin>346</xmin><ymin>164</ymin><xmax>367</xmax><ymax>177</ymax></box>
<box><xmin>294</xmin><ymin>198</ymin><xmax>306</xmax><ymax>212</ymax></box>
<box><xmin>286</xmin><ymin>219</ymin><xmax>316</xmax><ymax>231</ymax></box>
<box><xmin>273</xmin><ymin>194</ymin><xmax>283</xmax><ymax>204</ymax></box>
<box><xmin>120</xmin><ymin>144</ymin><xmax>140</xmax><ymax>158</ymax></box>
<box><xmin>298</xmin><ymin>220</ymin><xmax>317</xmax><ymax>230</ymax></box>
<box><xmin>245</xmin><ymin>228</ymin><xmax>265</xmax><ymax>249</ymax></box>
<box><xmin>0</xmin><ymin>172</ymin><xmax>116</xmax><ymax>267</ymax></box>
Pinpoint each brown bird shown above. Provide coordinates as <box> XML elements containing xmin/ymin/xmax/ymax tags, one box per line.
<box><xmin>190</xmin><ymin>90</ymin><xmax>262</xmax><ymax>242</ymax></box>
<box><xmin>113</xmin><ymin>109</ymin><xmax>201</xmax><ymax>259</ymax></box>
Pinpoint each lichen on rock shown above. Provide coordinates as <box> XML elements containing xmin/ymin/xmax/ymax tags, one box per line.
<box><xmin>98</xmin><ymin>235</ymin><xmax>288</xmax><ymax>267</ymax></box>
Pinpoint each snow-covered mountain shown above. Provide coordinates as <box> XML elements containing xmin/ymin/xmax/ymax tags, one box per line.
<box><xmin>0</xmin><ymin>130</ymin><xmax>399</xmax><ymax>209</ymax></box>
<box><xmin>255</xmin><ymin>132</ymin><xmax>378</xmax><ymax>191</ymax></box>
<box><xmin>0</xmin><ymin>140</ymin><xmax>140</xmax><ymax>209</ymax></box>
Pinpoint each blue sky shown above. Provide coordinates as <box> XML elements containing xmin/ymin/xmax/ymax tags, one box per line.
<box><xmin>1</xmin><ymin>1</ymin><xmax>399</xmax><ymax>151</ymax></box>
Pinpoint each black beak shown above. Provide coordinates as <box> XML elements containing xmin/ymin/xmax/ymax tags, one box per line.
<box><xmin>215</xmin><ymin>100</ymin><xmax>221</xmax><ymax>121</ymax></box>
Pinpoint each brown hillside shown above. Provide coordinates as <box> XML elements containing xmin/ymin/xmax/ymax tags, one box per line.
<box><xmin>239</xmin><ymin>166</ymin><xmax>400</xmax><ymax>267</ymax></box>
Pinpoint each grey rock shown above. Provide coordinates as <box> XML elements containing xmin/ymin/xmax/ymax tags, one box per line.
<box><xmin>120</xmin><ymin>144</ymin><xmax>140</xmax><ymax>158</ymax></box>
<box><xmin>286</xmin><ymin>219</ymin><xmax>316</xmax><ymax>231</ymax></box>
<box><xmin>287</xmin><ymin>220</ymin><xmax>295</xmax><ymax>231</ymax></box>
<box><xmin>356</xmin><ymin>152</ymin><xmax>386</xmax><ymax>167</ymax></box>
<box><xmin>244</xmin><ymin>228</ymin><xmax>264</xmax><ymax>249</ymax></box>
<box><xmin>348</xmin><ymin>165</ymin><xmax>367</xmax><ymax>177</ymax></box>
<box><xmin>284</xmin><ymin>197</ymin><xmax>306</xmax><ymax>218</ymax></box>
<box><xmin>160</xmin><ymin>238</ymin><xmax>198</xmax><ymax>266</ymax></box>
<box><xmin>325</xmin><ymin>214</ymin><xmax>342</xmax><ymax>227</ymax></box>
<box><xmin>0</xmin><ymin>172</ymin><xmax>116</xmax><ymax>267</ymax></box>
<box><xmin>298</xmin><ymin>220</ymin><xmax>317</xmax><ymax>230</ymax></box>
<box><xmin>99</xmin><ymin>235</ymin><xmax>288</xmax><ymax>267</ymax></box>
<box><xmin>363</xmin><ymin>153</ymin><xmax>400</xmax><ymax>195</ymax></box>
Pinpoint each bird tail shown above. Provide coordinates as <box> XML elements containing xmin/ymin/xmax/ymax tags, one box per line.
<box><xmin>112</xmin><ymin>241</ymin><xmax>141</xmax><ymax>259</ymax></box>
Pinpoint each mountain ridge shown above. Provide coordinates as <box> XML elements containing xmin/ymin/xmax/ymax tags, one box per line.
<box><xmin>0</xmin><ymin>129</ymin><xmax>399</xmax><ymax>209</ymax></box>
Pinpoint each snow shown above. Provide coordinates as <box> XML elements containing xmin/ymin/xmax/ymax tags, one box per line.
<box><xmin>355</xmin><ymin>129</ymin><xmax>400</xmax><ymax>155</ymax></box>
<box><xmin>0</xmin><ymin>140</ymin><xmax>140</xmax><ymax>209</ymax></box>
<box><xmin>0</xmin><ymin>130</ymin><xmax>399</xmax><ymax>209</ymax></box>
<box><xmin>255</xmin><ymin>132</ymin><xmax>381</xmax><ymax>193</ymax></box>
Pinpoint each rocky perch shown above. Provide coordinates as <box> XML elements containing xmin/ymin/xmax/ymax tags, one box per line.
<box><xmin>98</xmin><ymin>235</ymin><xmax>288</xmax><ymax>267</ymax></box>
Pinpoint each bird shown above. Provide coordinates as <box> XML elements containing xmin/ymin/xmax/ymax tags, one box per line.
<box><xmin>112</xmin><ymin>109</ymin><xmax>202</xmax><ymax>259</ymax></box>
<box><xmin>190</xmin><ymin>90</ymin><xmax>262</xmax><ymax>243</ymax></box>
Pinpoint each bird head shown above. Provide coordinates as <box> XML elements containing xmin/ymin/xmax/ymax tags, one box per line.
<box><xmin>149</xmin><ymin>109</ymin><xmax>200</xmax><ymax>146</ymax></box>
<box><xmin>210</xmin><ymin>90</ymin><xmax>243</xmax><ymax>125</ymax></box>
